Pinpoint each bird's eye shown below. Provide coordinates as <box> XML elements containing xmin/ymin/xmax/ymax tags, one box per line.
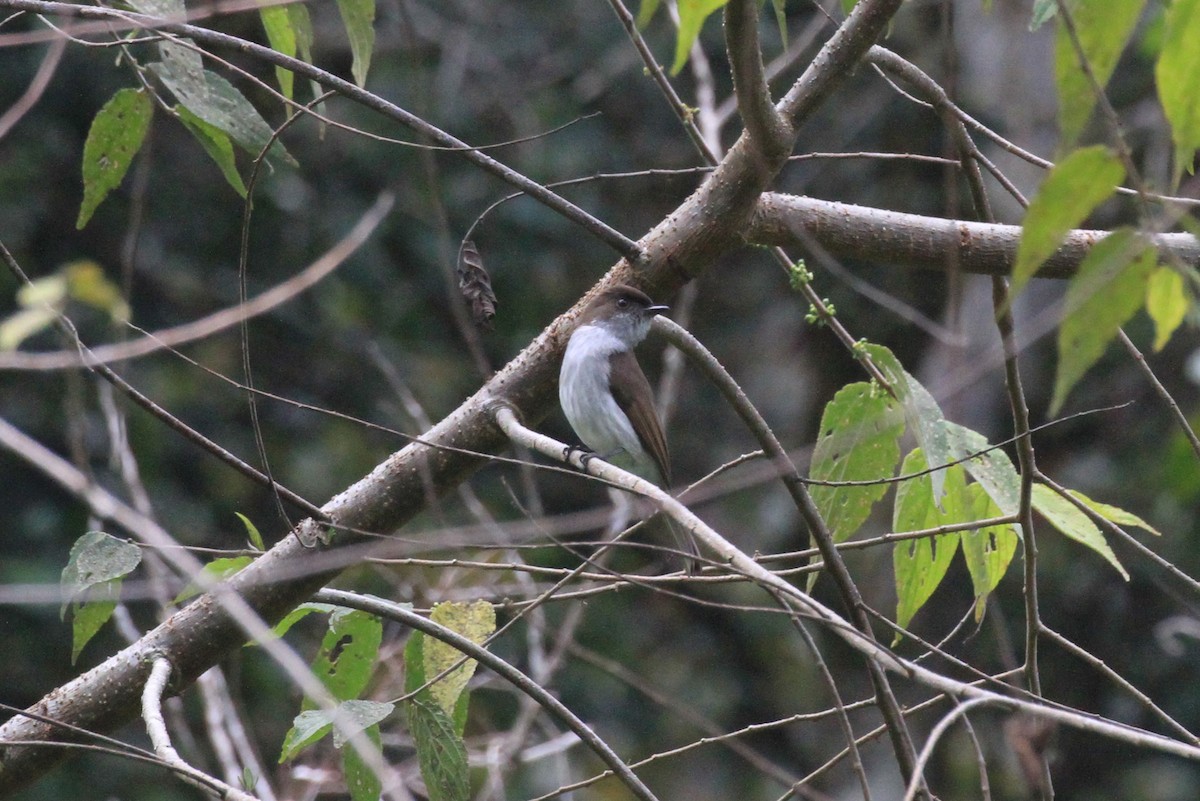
<box><xmin>616</xmin><ymin>297</ymin><xmax>628</xmax><ymax>308</ymax></box>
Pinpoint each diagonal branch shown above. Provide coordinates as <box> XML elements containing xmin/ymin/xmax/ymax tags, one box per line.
<box><xmin>0</xmin><ymin>0</ymin><xmax>910</xmax><ymax>790</ymax></box>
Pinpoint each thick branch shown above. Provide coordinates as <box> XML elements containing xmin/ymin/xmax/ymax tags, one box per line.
<box><xmin>747</xmin><ymin>193</ymin><xmax>1200</xmax><ymax>278</ymax></box>
<box><xmin>0</xmin><ymin>0</ymin><xmax>909</xmax><ymax>790</ymax></box>
<box><xmin>725</xmin><ymin>0</ymin><xmax>790</xmax><ymax>163</ymax></box>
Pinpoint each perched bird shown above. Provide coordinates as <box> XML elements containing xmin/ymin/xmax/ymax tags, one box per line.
<box><xmin>558</xmin><ymin>284</ymin><xmax>701</xmax><ymax>573</ymax></box>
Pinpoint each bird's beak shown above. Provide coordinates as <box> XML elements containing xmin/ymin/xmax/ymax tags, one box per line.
<box><xmin>648</xmin><ymin>304</ymin><xmax>669</xmax><ymax>314</ymax></box>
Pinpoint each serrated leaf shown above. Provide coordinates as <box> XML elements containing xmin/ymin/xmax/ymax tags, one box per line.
<box><xmin>672</xmin><ymin>0</ymin><xmax>728</xmax><ymax>75</ymax></box>
<box><xmin>1067</xmin><ymin>489</ymin><xmax>1162</xmax><ymax>536</ymax></box>
<box><xmin>1012</xmin><ymin>146</ymin><xmax>1124</xmax><ymax>297</ymax></box>
<box><xmin>1146</xmin><ymin>266</ymin><xmax>1189</xmax><ymax>352</ymax></box>
<box><xmin>1054</xmin><ymin>0</ymin><xmax>1146</xmax><ymax>147</ymax></box>
<box><xmin>61</xmin><ymin>531</ymin><xmax>142</xmax><ymax>616</ymax></box>
<box><xmin>69</xmin><ymin>579</ymin><xmax>121</xmax><ymax>664</ymax></box>
<box><xmin>343</xmin><ymin>723</ymin><xmax>383</xmax><ymax>801</ymax></box>
<box><xmin>1052</xmin><ymin>229</ymin><xmax>1157</xmax><ymax>414</ymax></box>
<box><xmin>864</xmin><ymin>344</ymin><xmax>953</xmax><ymax>505</ymax></box>
<box><xmin>944</xmin><ymin>423</ymin><xmax>1022</xmax><ymax>519</ymax></box>
<box><xmin>77</xmin><ymin>88</ymin><xmax>153</xmax><ymax>229</ymax></box>
<box><xmin>1157</xmin><ymin>0</ymin><xmax>1200</xmax><ymax>183</ymax></box>
<box><xmin>893</xmin><ymin>450</ymin><xmax>966</xmax><ymax>636</ymax></box>
<box><xmin>172</xmin><ymin>556</ymin><xmax>254</xmax><ymax>604</ymax></box>
<box><xmin>150</xmin><ymin>54</ymin><xmax>296</xmax><ymax>165</ymax></box>
<box><xmin>810</xmin><ymin>381</ymin><xmax>905</xmax><ymax>545</ymax></box>
<box><xmin>1031</xmin><ymin>483</ymin><xmax>1128</xmax><ymax>578</ymax></box>
<box><xmin>336</xmin><ymin>0</ymin><xmax>376</xmax><ymax>88</ymax></box>
<box><xmin>424</xmin><ymin>601</ymin><xmax>495</xmax><ymax>721</ymax></box>
<box><xmin>259</xmin><ymin>4</ymin><xmax>297</xmax><ymax>100</ymax></box>
<box><xmin>407</xmin><ymin>697</ymin><xmax>470</xmax><ymax>801</ymax></box>
<box><xmin>960</xmin><ymin>484</ymin><xmax>1018</xmax><ymax>621</ymax></box>
<box><xmin>176</xmin><ymin>105</ymin><xmax>247</xmax><ymax>198</ymax></box>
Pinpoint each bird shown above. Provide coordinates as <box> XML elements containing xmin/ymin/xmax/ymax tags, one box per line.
<box><xmin>558</xmin><ymin>284</ymin><xmax>702</xmax><ymax>573</ymax></box>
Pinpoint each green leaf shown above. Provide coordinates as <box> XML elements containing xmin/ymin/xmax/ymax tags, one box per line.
<box><xmin>280</xmin><ymin>700</ymin><xmax>392</xmax><ymax>763</ymax></box>
<box><xmin>407</xmin><ymin>697</ymin><xmax>470</xmax><ymax>801</ymax></box>
<box><xmin>272</xmin><ymin>602</ymin><xmax>338</xmax><ymax>639</ymax></box>
<box><xmin>336</xmin><ymin>0</ymin><xmax>376</xmax><ymax>88</ymax></box>
<box><xmin>313</xmin><ymin>608</ymin><xmax>383</xmax><ymax>702</ymax></box>
<box><xmin>1146</xmin><ymin>266</ymin><xmax>1189</xmax><ymax>352</ymax></box>
<box><xmin>65</xmin><ymin>260</ymin><xmax>130</xmax><ymax>322</ymax></box>
<box><xmin>424</xmin><ymin>601</ymin><xmax>495</xmax><ymax>725</ymax></box>
<box><xmin>2</xmin><ymin>260</ymin><xmax>129</xmax><ymax>349</ymax></box>
<box><xmin>69</xmin><ymin>580</ymin><xmax>120</xmax><ymax>664</ymax></box>
<box><xmin>1067</xmin><ymin>489</ymin><xmax>1162</xmax><ymax>536</ymax></box>
<box><xmin>1157</xmin><ymin>0</ymin><xmax>1200</xmax><ymax>183</ymax></box>
<box><xmin>1052</xmin><ymin>228</ymin><xmax>1157</xmax><ymax>414</ymax></box>
<box><xmin>60</xmin><ymin>531</ymin><xmax>140</xmax><ymax>663</ymax></box>
<box><xmin>60</xmin><ymin>531</ymin><xmax>142</xmax><ymax>616</ymax></box>
<box><xmin>864</xmin><ymin>344</ymin><xmax>954</xmax><ymax>505</ymax></box>
<box><xmin>1054</xmin><ymin>0</ymin><xmax>1146</xmax><ymax>146</ymax></box>
<box><xmin>1011</xmin><ymin>145</ymin><xmax>1124</xmax><ymax>297</ymax></box>
<box><xmin>77</xmin><ymin>88</ymin><xmax>153</xmax><ymax>229</ymax></box>
<box><xmin>288</xmin><ymin>3</ymin><xmax>326</xmax><ymax>128</ymax></box>
<box><xmin>1031</xmin><ymin>483</ymin><xmax>1128</xmax><ymax>578</ymax></box>
<box><xmin>1029</xmin><ymin>0</ymin><xmax>1056</xmax><ymax>29</ymax></box>
<box><xmin>172</xmin><ymin>556</ymin><xmax>254</xmax><ymax>604</ymax></box>
<box><xmin>0</xmin><ymin>307</ymin><xmax>59</xmax><ymax>351</ymax></box>
<box><xmin>770</xmin><ymin>0</ymin><xmax>787</xmax><ymax>47</ymax></box>
<box><xmin>280</xmin><ymin>709</ymin><xmax>333</xmax><ymax>762</ymax></box>
<box><xmin>893</xmin><ymin>450</ymin><xmax>966</xmax><ymax>635</ymax></box>
<box><xmin>671</xmin><ymin>0</ymin><xmax>728</xmax><ymax>75</ymax></box>
<box><xmin>343</xmin><ymin>723</ymin><xmax>383</xmax><ymax>801</ymax></box>
<box><xmin>259</xmin><ymin>4</ymin><xmax>297</xmax><ymax>100</ymax></box>
<box><xmin>236</xmin><ymin>511</ymin><xmax>265</xmax><ymax>551</ymax></box>
<box><xmin>636</xmin><ymin>0</ymin><xmax>661</xmax><ymax>27</ymax></box>
<box><xmin>960</xmin><ymin>484</ymin><xmax>1018</xmax><ymax>621</ymax></box>
<box><xmin>331</xmin><ymin>700</ymin><xmax>394</xmax><ymax>748</ymax></box>
<box><xmin>809</xmin><ymin>381</ymin><xmax>905</xmax><ymax>544</ymax></box>
<box><xmin>176</xmin><ymin>105</ymin><xmax>247</xmax><ymax>198</ymax></box>
<box><xmin>150</xmin><ymin>49</ymin><xmax>296</xmax><ymax>165</ymax></box>
<box><xmin>405</xmin><ymin>628</ymin><xmax>429</xmax><ymax>692</ymax></box>
<box><xmin>944</xmin><ymin>423</ymin><xmax>1022</xmax><ymax>519</ymax></box>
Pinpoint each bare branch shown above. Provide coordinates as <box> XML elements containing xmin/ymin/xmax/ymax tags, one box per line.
<box><xmin>747</xmin><ymin>193</ymin><xmax>1200</xmax><ymax>278</ymax></box>
<box><xmin>725</xmin><ymin>0</ymin><xmax>790</xmax><ymax>162</ymax></box>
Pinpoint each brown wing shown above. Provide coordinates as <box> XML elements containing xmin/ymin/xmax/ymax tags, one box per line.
<box><xmin>609</xmin><ymin>349</ymin><xmax>671</xmax><ymax>485</ymax></box>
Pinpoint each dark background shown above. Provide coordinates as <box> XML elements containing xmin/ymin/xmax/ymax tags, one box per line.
<box><xmin>1</xmin><ymin>0</ymin><xmax>1198</xmax><ymax>798</ymax></box>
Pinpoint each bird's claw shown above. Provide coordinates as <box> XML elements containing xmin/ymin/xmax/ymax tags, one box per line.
<box><xmin>563</xmin><ymin>444</ymin><xmax>595</xmax><ymax>469</ymax></box>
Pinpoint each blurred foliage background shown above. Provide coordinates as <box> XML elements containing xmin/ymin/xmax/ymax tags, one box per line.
<box><xmin>1</xmin><ymin>0</ymin><xmax>1199</xmax><ymax>799</ymax></box>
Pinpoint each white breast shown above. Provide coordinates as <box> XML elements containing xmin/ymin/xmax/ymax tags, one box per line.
<box><xmin>559</xmin><ymin>324</ymin><xmax>652</xmax><ymax>475</ymax></box>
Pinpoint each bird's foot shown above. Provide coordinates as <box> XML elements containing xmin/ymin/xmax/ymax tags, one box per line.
<box><xmin>564</xmin><ymin>444</ymin><xmax>595</xmax><ymax>469</ymax></box>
